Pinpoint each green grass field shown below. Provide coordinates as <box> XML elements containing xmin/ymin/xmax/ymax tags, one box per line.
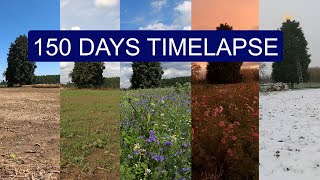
<box><xmin>60</xmin><ymin>89</ymin><xmax>120</xmax><ymax>179</ymax></box>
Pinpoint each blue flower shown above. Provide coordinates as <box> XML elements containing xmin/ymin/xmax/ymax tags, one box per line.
<box><xmin>153</xmin><ymin>155</ymin><xmax>166</xmax><ymax>162</ymax></box>
<box><xmin>145</xmin><ymin>130</ymin><xmax>158</xmax><ymax>144</ymax></box>
<box><xmin>163</xmin><ymin>141</ymin><xmax>173</xmax><ymax>147</ymax></box>
<box><xmin>174</xmin><ymin>151</ymin><xmax>179</xmax><ymax>157</ymax></box>
<box><xmin>128</xmin><ymin>154</ymin><xmax>133</xmax><ymax>159</ymax></box>
<box><xmin>134</xmin><ymin>150</ymin><xmax>139</xmax><ymax>155</ymax></box>
<box><xmin>182</xmin><ymin>143</ymin><xmax>190</xmax><ymax>148</ymax></box>
<box><xmin>181</xmin><ymin>167</ymin><xmax>190</xmax><ymax>173</ymax></box>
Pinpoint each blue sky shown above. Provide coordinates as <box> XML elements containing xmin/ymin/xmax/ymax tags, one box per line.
<box><xmin>0</xmin><ymin>0</ymin><xmax>60</xmax><ymax>81</ymax></box>
<box><xmin>120</xmin><ymin>0</ymin><xmax>191</xmax><ymax>88</ymax></box>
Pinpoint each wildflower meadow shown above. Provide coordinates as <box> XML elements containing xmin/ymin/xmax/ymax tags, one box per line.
<box><xmin>192</xmin><ymin>83</ymin><xmax>259</xmax><ymax>179</ymax></box>
<box><xmin>120</xmin><ymin>83</ymin><xmax>191</xmax><ymax>179</ymax></box>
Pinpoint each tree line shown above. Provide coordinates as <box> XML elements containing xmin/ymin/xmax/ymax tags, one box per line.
<box><xmin>192</xmin><ymin>20</ymin><xmax>311</xmax><ymax>87</ymax></box>
<box><xmin>34</xmin><ymin>75</ymin><xmax>60</xmax><ymax>84</ymax></box>
<box><xmin>4</xmin><ymin>19</ymin><xmax>310</xmax><ymax>89</ymax></box>
<box><xmin>62</xmin><ymin>77</ymin><xmax>120</xmax><ymax>89</ymax></box>
<box><xmin>161</xmin><ymin>76</ymin><xmax>191</xmax><ymax>87</ymax></box>
<box><xmin>129</xmin><ymin>62</ymin><xmax>191</xmax><ymax>89</ymax></box>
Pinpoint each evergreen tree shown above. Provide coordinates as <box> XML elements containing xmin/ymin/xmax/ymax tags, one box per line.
<box><xmin>272</xmin><ymin>19</ymin><xmax>311</xmax><ymax>88</ymax></box>
<box><xmin>206</xmin><ymin>24</ymin><xmax>242</xmax><ymax>84</ymax></box>
<box><xmin>130</xmin><ymin>62</ymin><xmax>164</xmax><ymax>89</ymax></box>
<box><xmin>5</xmin><ymin>35</ymin><xmax>37</xmax><ymax>87</ymax></box>
<box><xmin>70</xmin><ymin>62</ymin><xmax>105</xmax><ymax>88</ymax></box>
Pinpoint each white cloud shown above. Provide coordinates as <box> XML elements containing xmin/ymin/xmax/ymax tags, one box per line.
<box><xmin>60</xmin><ymin>62</ymin><xmax>74</xmax><ymax>83</ymax></box>
<box><xmin>120</xmin><ymin>62</ymin><xmax>133</xmax><ymax>88</ymax></box>
<box><xmin>94</xmin><ymin>0</ymin><xmax>118</xmax><ymax>8</ymax></box>
<box><xmin>163</xmin><ymin>68</ymin><xmax>190</xmax><ymax>78</ymax></box>
<box><xmin>183</xmin><ymin>26</ymin><xmax>191</xmax><ymax>30</ymax></box>
<box><xmin>104</xmin><ymin>62</ymin><xmax>120</xmax><ymax>77</ymax></box>
<box><xmin>60</xmin><ymin>0</ymin><xmax>70</xmax><ymax>8</ymax></box>
<box><xmin>71</xmin><ymin>26</ymin><xmax>81</xmax><ymax>30</ymax></box>
<box><xmin>175</xmin><ymin>1</ymin><xmax>191</xmax><ymax>14</ymax></box>
<box><xmin>61</xmin><ymin>0</ymin><xmax>119</xmax><ymax>30</ymax></box>
<box><xmin>174</xmin><ymin>1</ymin><xmax>191</xmax><ymax>27</ymax></box>
<box><xmin>141</xmin><ymin>1</ymin><xmax>191</xmax><ymax>31</ymax></box>
<box><xmin>151</xmin><ymin>0</ymin><xmax>167</xmax><ymax>12</ymax></box>
<box><xmin>139</xmin><ymin>23</ymin><xmax>177</xmax><ymax>30</ymax></box>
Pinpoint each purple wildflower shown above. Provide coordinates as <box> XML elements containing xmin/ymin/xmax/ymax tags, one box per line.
<box><xmin>145</xmin><ymin>130</ymin><xmax>158</xmax><ymax>143</ymax></box>
<box><xmin>147</xmin><ymin>151</ymin><xmax>153</xmax><ymax>156</ymax></box>
<box><xmin>182</xmin><ymin>143</ymin><xmax>190</xmax><ymax>148</ymax></box>
<box><xmin>128</xmin><ymin>154</ymin><xmax>133</xmax><ymax>159</ymax></box>
<box><xmin>181</xmin><ymin>167</ymin><xmax>190</xmax><ymax>172</ymax></box>
<box><xmin>153</xmin><ymin>155</ymin><xmax>166</xmax><ymax>162</ymax></box>
<box><xmin>163</xmin><ymin>141</ymin><xmax>173</xmax><ymax>147</ymax></box>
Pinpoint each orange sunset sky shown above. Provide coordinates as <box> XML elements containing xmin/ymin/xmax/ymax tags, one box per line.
<box><xmin>192</xmin><ymin>0</ymin><xmax>259</xmax><ymax>71</ymax></box>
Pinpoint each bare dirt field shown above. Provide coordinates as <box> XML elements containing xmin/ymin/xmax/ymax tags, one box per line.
<box><xmin>0</xmin><ymin>88</ymin><xmax>60</xmax><ymax>179</ymax></box>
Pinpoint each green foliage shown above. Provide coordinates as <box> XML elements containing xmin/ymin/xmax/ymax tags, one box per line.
<box><xmin>161</xmin><ymin>76</ymin><xmax>191</xmax><ymax>87</ymax></box>
<box><xmin>120</xmin><ymin>87</ymin><xmax>191</xmax><ymax>179</ymax></box>
<box><xmin>70</xmin><ymin>62</ymin><xmax>105</xmax><ymax>88</ymax></box>
<box><xmin>62</xmin><ymin>77</ymin><xmax>120</xmax><ymax>89</ymax></box>
<box><xmin>272</xmin><ymin>19</ymin><xmax>311</xmax><ymax>85</ymax></box>
<box><xmin>34</xmin><ymin>75</ymin><xmax>60</xmax><ymax>84</ymax></box>
<box><xmin>174</xmin><ymin>82</ymin><xmax>191</xmax><ymax>94</ymax></box>
<box><xmin>4</xmin><ymin>35</ymin><xmax>37</xmax><ymax>87</ymax></box>
<box><xmin>131</xmin><ymin>62</ymin><xmax>164</xmax><ymax>89</ymax></box>
<box><xmin>206</xmin><ymin>24</ymin><xmax>242</xmax><ymax>84</ymax></box>
<box><xmin>103</xmin><ymin>77</ymin><xmax>120</xmax><ymax>88</ymax></box>
<box><xmin>0</xmin><ymin>80</ymin><xmax>7</xmax><ymax>86</ymax></box>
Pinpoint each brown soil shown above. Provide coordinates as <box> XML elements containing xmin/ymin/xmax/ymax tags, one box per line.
<box><xmin>0</xmin><ymin>88</ymin><xmax>60</xmax><ymax>179</ymax></box>
<box><xmin>61</xmin><ymin>149</ymin><xmax>119</xmax><ymax>180</ymax></box>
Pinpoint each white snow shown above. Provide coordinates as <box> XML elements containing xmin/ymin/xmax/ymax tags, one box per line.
<box><xmin>260</xmin><ymin>89</ymin><xmax>320</xmax><ymax>180</ymax></box>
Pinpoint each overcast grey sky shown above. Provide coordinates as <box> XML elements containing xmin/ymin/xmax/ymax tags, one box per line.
<box><xmin>60</xmin><ymin>0</ymin><xmax>120</xmax><ymax>83</ymax></box>
<box><xmin>260</xmin><ymin>0</ymin><xmax>320</xmax><ymax>75</ymax></box>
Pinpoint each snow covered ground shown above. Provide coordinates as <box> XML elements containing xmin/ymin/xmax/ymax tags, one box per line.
<box><xmin>260</xmin><ymin>89</ymin><xmax>320</xmax><ymax>180</ymax></box>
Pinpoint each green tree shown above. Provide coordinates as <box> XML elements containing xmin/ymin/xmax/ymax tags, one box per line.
<box><xmin>272</xmin><ymin>19</ymin><xmax>311</xmax><ymax>88</ymax></box>
<box><xmin>130</xmin><ymin>62</ymin><xmax>164</xmax><ymax>89</ymax></box>
<box><xmin>70</xmin><ymin>62</ymin><xmax>105</xmax><ymax>88</ymax></box>
<box><xmin>5</xmin><ymin>35</ymin><xmax>37</xmax><ymax>87</ymax></box>
<box><xmin>206</xmin><ymin>23</ymin><xmax>242</xmax><ymax>84</ymax></box>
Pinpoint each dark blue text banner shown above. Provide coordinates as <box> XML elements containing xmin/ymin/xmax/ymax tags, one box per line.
<box><xmin>28</xmin><ymin>30</ymin><xmax>283</xmax><ymax>62</ymax></box>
